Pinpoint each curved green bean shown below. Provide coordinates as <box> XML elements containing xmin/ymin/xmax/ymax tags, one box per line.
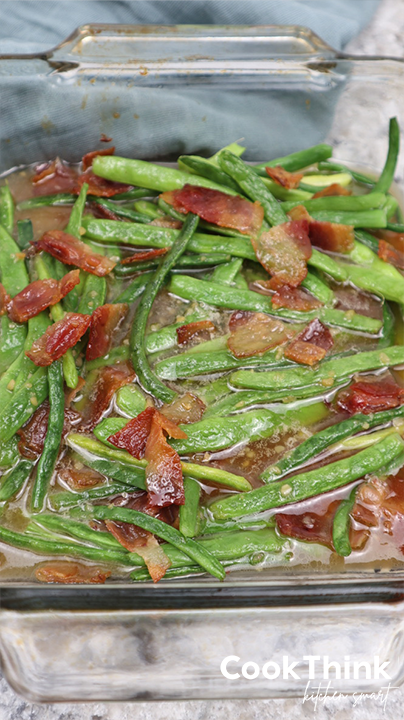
<box><xmin>374</xmin><ymin>117</ymin><xmax>400</xmax><ymax>194</ymax></box>
<box><xmin>332</xmin><ymin>485</ymin><xmax>359</xmax><ymax>557</ymax></box>
<box><xmin>253</xmin><ymin>144</ymin><xmax>333</xmax><ymax>174</ymax></box>
<box><xmin>0</xmin><ymin>459</ymin><xmax>33</xmax><ymax>503</ymax></box>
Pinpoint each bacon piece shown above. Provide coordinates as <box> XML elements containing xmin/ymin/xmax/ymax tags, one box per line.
<box><xmin>82</xmin><ymin>147</ymin><xmax>115</xmax><ymax>172</ymax></box>
<box><xmin>108</xmin><ymin>406</ymin><xmax>156</xmax><ymax>459</ymax></box>
<box><xmin>176</xmin><ymin>320</ymin><xmax>215</xmax><ymax>346</ymax></box>
<box><xmin>160</xmin><ymin>185</ymin><xmax>264</xmax><ymax>236</ymax></box>
<box><xmin>227</xmin><ymin>311</ymin><xmax>292</xmax><ymax>358</ymax></box>
<box><xmin>0</xmin><ymin>284</ymin><xmax>10</xmax><ymax>315</ymax></box>
<box><xmin>309</xmin><ymin>220</ymin><xmax>354</xmax><ymax>253</ymax></box>
<box><xmin>284</xmin><ymin>318</ymin><xmax>334</xmax><ymax>366</ymax></box>
<box><xmin>161</xmin><ymin>393</ymin><xmax>206</xmax><ymax>425</ymax></box>
<box><xmin>276</xmin><ymin>500</ymin><xmax>369</xmax><ymax>551</ymax></box>
<box><xmin>26</xmin><ymin>312</ymin><xmax>91</xmax><ymax>367</ymax></box>
<box><xmin>36</xmin><ymin>230</ymin><xmax>116</xmax><ymax>277</ymax></box>
<box><xmin>271</xmin><ymin>285</ymin><xmax>322</xmax><ymax>311</ymax></box>
<box><xmin>312</xmin><ymin>183</ymin><xmax>351</xmax><ymax>198</ymax></box>
<box><xmin>287</xmin><ymin>204</ymin><xmax>312</xmax><ymax>223</ymax></box>
<box><xmin>91</xmin><ymin>201</ymin><xmax>121</xmax><ymax>221</ymax></box>
<box><xmin>8</xmin><ymin>270</ymin><xmax>81</xmax><ymax>324</ymax></box>
<box><xmin>251</xmin><ymin>220</ymin><xmax>311</xmax><ymax>289</ymax></box>
<box><xmin>32</xmin><ymin>158</ymin><xmax>79</xmax><ymax>195</ymax></box>
<box><xmin>376</xmin><ymin>229</ymin><xmax>404</xmax><ymax>252</ymax></box>
<box><xmin>378</xmin><ymin>239</ymin><xmax>404</xmax><ymax>271</ymax></box>
<box><xmin>105</xmin><ymin>519</ymin><xmax>170</xmax><ymax>583</ymax></box>
<box><xmin>58</xmin><ymin>460</ymin><xmax>105</xmax><ymax>490</ymax></box>
<box><xmin>144</xmin><ymin>411</ymin><xmax>186</xmax><ymax>507</ymax></box>
<box><xmin>17</xmin><ymin>402</ymin><xmax>81</xmax><ymax>459</ymax></box>
<box><xmin>352</xmin><ymin>470</ymin><xmax>404</xmax><ymax>543</ymax></box>
<box><xmin>121</xmin><ymin>248</ymin><xmax>168</xmax><ymax>265</ymax></box>
<box><xmin>265</xmin><ymin>165</ymin><xmax>303</xmax><ymax>189</ymax></box>
<box><xmin>35</xmin><ymin>561</ymin><xmax>111</xmax><ymax>584</ymax></box>
<box><xmin>77</xmin><ymin>168</ymin><xmax>132</xmax><ymax>198</ymax></box>
<box><xmin>82</xmin><ymin>365</ymin><xmax>135</xmax><ymax>430</ymax></box>
<box><xmin>86</xmin><ymin>303</ymin><xmax>128</xmax><ymax>362</ymax></box>
<box><xmin>337</xmin><ymin>378</ymin><xmax>404</xmax><ymax>415</ymax></box>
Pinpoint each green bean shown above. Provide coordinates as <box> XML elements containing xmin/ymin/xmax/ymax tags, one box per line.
<box><xmin>211</xmin><ymin>433</ymin><xmax>404</xmax><ymax>520</ymax></box>
<box><xmin>374</xmin><ymin>117</ymin><xmax>400</xmax><ymax>194</ymax></box>
<box><xmin>94</xmin><ymin>417</ymin><xmax>127</xmax><ymax>446</ymax></box>
<box><xmin>199</xmin><ymin>515</ymin><xmax>276</xmax><ymax>536</ymax></box>
<box><xmin>386</xmin><ymin>221</ymin><xmax>404</xmax><ymax>233</ymax></box>
<box><xmin>92</xmin><ymin>155</ymin><xmax>238</xmax><ymax>196</ymax></box>
<box><xmin>114</xmin><ymin>251</ymin><xmax>231</xmax><ymax>277</ymax></box>
<box><xmin>31</xmin><ymin>360</ymin><xmax>64</xmax><ymax>511</ymax></box>
<box><xmin>74</xmin><ymin>451</ymin><xmax>147</xmax><ymax>491</ymax></box>
<box><xmin>155</xmin><ymin>348</ymin><xmax>291</xmax><ymax>381</ymax></box>
<box><xmin>114</xmin><ymin>272</ymin><xmax>154</xmax><ymax>304</ymax></box>
<box><xmin>17</xmin><ymin>193</ymin><xmax>76</xmax><ymax>210</ymax></box>
<box><xmin>51</xmin><ymin>483</ymin><xmax>131</xmax><ymax>510</ymax></box>
<box><xmin>253</xmin><ymin>144</ymin><xmax>333</xmax><ymax>175</ymax></box>
<box><xmin>110</xmin><ymin>188</ymin><xmax>160</xmax><ymax>201</ymax></box>
<box><xmin>338</xmin><ymin>424</ymin><xmax>404</xmax><ymax>451</ymax></box>
<box><xmin>298</xmin><ymin>172</ymin><xmax>352</xmax><ymax>189</ymax></box>
<box><xmin>261</xmin><ymin>405</ymin><xmax>404</xmax><ymax>483</ymax></box>
<box><xmin>145</xmin><ymin>312</ymin><xmax>206</xmax><ymax>355</ymax></box>
<box><xmin>282</xmin><ymin>191</ymin><xmax>386</xmax><ymax>214</ymax></box>
<box><xmin>309</xmin><ymin>248</ymin><xmax>348</xmax><ymax>281</ymax></box>
<box><xmin>0</xmin><ymin>185</ymin><xmax>14</xmax><ymax>233</ymax></box>
<box><xmin>181</xmin><ymin>462</ymin><xmax>252</xmax><ymax>492</ymax></box>
<box><xmin>169</xmin><ymin>275</ymin><xmax>382</xmax><ymax>333</ymax></box>
<box><xmin>130</xmin><ymin>213</ymin><xmax>199</xmax><ymax>403</ymax></box>
<box><xmin>179</xmin><ymin>477</ymin><xmax>201</xmax><ymax>538</ymax></box>
<box><xmin>341</xmin><ymin>260</ymin><xmax>404</xmax><ymax>305</ymax></box>
<box><xmin>33</xmin><ymin>514</ymin><xmax>126</xmax><ymax>551</ymax></box>
<box><xmin>77</xmin><ymin>272</ymin><xmax>107</xmax><ymax>314</ymax></box>
<box><xmin>383</xmin><ymin>194</ymin><xmax>399</xmax><ymax>220</ymax></box>
<box><xmin>130</xmin><ymin>565</ymin><xmax>205</xmax><ymax>581</ymax></box>
<box><xmin>95</xmin><ymin>198</ymin><xmax>150</xmax><ymax>223</ymax></box>
<box><xmin>231</xmin><ymin>345</ymin><xmax>404</xmax><ymax>391</ymax></box>
<box><xmin>218</xmin><ymin>151</ymin><xmax>287</xmax><ymax>226</ymax></box>
<box><xmin>355</xmin><ymin>229</ymin><xmax>380</xmax><ymax>253</ymax></box>
<box><xmin>0</xmin><ymin>366</ymin><xmax>48</xmax><ymax>444</ymax></box>
<box><xmin>92</xmin><ymin>505</ymin><xmax>225</xmax><ymax>579</ymax></box>
<box><xmin>133</xmin><ymin>199</ymin><xmax>163</xmax><ymax>220</ymax></box>
<box><xmin>300</xmin><ymin>270</ymin><xmax>334</xmax><ymax>305</ymax></box>
<box><xmin>116</xmin><ymin>384</ymin><xmax>147</xmax><ymax>417</ymax></box>
<box><xmin>332</xmin><ymin>485</ymin><xmax>359</xmax><ymax>557</ymax></box>
<box><xmin>66</xmin><ymin>182</ymin><xmax>87</xmax><ymax>236</ymax></box>
<box><xmin>261</xmin><ymin>180</ymin><xmax>313</xmax><ymax>202</ymax></box>
<box><xmin>210</xmin><ymin>257</ymin><xmax>243</xmax><ymax>285</ymax></box>
<box><xmin>157</xmin><ymin>197</ymin><xmax>185</xmax><ymax>222</ymax></box>
<box><xmin>309</xmin><ymin>209</ymin><xmax>387</xmax><ymax>228</ymax></box>
<box><xmin>82</xmin><ymin>217</ymin><xmax>256</xmax><ymax>260</ymax></box>
<box><xmin>0</xmin><ymin>459</ymin><xmax>33</xmax><ymax>503</ymax></box>
<box><xmin>318</xmin><ymin>160</ymin><xmax>376</xmax><ymax>186</ymax></box>
<box><xmin>199</xmin><ymin>376</ymin><xmax>231</xmax><ymax>405</ymax></box>
<box><xmin>0</xmin><ymin>437</ymin><xmax>20</xmax><ymax>469</ymax></box>
<box><xmin>209</xmin><ymin>142</ymin><xmax>246</xmax><ymax>163</ymax></box>
<box><xmin>379</xmin><ymin>303</ymin><xmax>395</xmax><ymax>348</ymax></box>
<box><xmin>203</xmin><ymin>383</ymin><xmax>336</xmax><ymax>418</ymax></box>
<box><xmin>16</xmin><ymin>218</ymin><xmax>33</xmax><ymax>250</ymax></box>
<box><xmin>178</xmin><ymin>155</ymin><xmax>241</xmax><ymax>192</ymax></box>
<box><xmin>0</xmin><ymin>224</ymin><xmax>29</xmax><ymax>373</ymax></box>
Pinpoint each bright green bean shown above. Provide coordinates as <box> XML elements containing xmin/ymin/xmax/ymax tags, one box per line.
<box><xmin>0</xmin><ymin>460</ymin><xmax>33</xmax><ymax>503</ymax></box>
<box><xmin>0</xmin><ymin>185</ymin><xmax>14</xmax><ymax>234</ymax></box>
<box><xmin>374</xmin><ymin>117</ymin><xmax>400</xmax><ymax>194</ymax></box>
<box><xmin>254</xmin><ymin>144</ymin><xmax>333</xmax><ymax>174</ymax></box>
<box><xmin>0</xmin><ymin>366</ymin><xmax>48</xmax><ymax>444</ymax></box>
<box><xmin>179</xmin><ymin>477</ymin><xmax>201</xmax><ymax>538</ymax></box>
<box><xmin>116</xmin><ymin>384</ymin><xmax>147</xmax><ymax>417</ymax></box>
<box><xmin>310</xmin><ymin>209</ymin><xmax>387</xmax><ymax>228</ymax></box>
<box><xmin>178</xmin><ymin>155</ymin><xmax>241</xmax><ymax>192</ymax></box>
<box><xmin>332</xmin><ymin>485</ymin><xmax>359</xmax><ymax>557</ymax></box>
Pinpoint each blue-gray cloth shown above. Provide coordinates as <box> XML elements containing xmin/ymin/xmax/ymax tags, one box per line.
<box><xmin>0</xmin><ymin>1</ymin><xmax>380</xmax><ymax>171</ymax></box>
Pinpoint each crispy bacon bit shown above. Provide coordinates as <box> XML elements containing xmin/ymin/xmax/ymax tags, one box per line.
<box><xmin>36</xmin><ymin>230</ymin><xmax>116</xmax><ymax>276</ymax></box>
<box><xmin>277</xmin><ymin>500</ymin><xmax>369</xmax><ymax>551</ymax></box>
<box><xmin>35</xmin><ymin>561</ymin><xmax>110</xmax><ymax>584</ymax></box>
<box><xmin>77</xmin><ymin>168</ymin><xmax>132</xmax><ymax>198</ymax></box>
<box><xmin>86</xmin><ymin>303</ymin><xmax>128</xmax><ymax>362</ymax></box>
<box><xmin>144</xmin><ymin>412</ymin><xmax>186</xmax><ymax>507</ymax></box>
<box><xmin>0</xmin><ymin>284</ymin><xmax>10</xmax><ymax>315</ymax></box>
<box><xmin>312</xmin><ymin>183</ymin><xmax>351</xmax><ymax>198</ymax></box>
<box><xmin>58</xmin><ymin>460</ymin><xmax>105</xmax><ymax>490</ymax></box>
<box><xmin>160</xmin><ymin>185</ymin><xmax>264</xmax><ymax>236</ymax></box>
<box><xmin>309</xmin><ymin>221</ymin><xmax>354</xmax><ymax>254</ymax></box>
<box><xmin>271</xmin><ymin>285</ymin><xmax>322</xmax><ymax>312</ymax></box>
<box><xmin>284</xmin><ymin>318</ymin><xmax>334</xmax><ymax>366</ymax></box>
<box><xmin>161</xmin><ymin>393</ymin><xmax>206</xmax><ymax>425</ymax></box>
<box><xmin>378</xmin><ymin>239</ymin><xmax>404</xmax><ymax>270</ymax></box>
<box><xmin>32</xmin><ymin>158</ymin><xmax>78</xmax><ymax>195</ymax></box>
<box><xmin>265</xmin><ymin>165</ymin><xmax>303</xmax><ymax>189</ymax></box>
<box><xmin>17</xmin><ymin>402</ymin><xmax>81</xmax><ymax>459</ymax></box>
<box><xmin>26</xmin><ymin>312</ymin><xmax>91</xmax><ymax>367</ymax></box>
<box><xmin>82</xmin><ymin>147</ymin><xmax>115</xmax><ymax>172</ymax></box>
<box><xmin>8</xmin><ymin>270</ymin><xmax>81</xmax><ymax>323</ymax></box>
<box><xmin>108</xmin><ymin>406</ymin><xmax>156</xmax><ymax>459</ymax></box>
<box><xmin>121</xmin><ymin>248</ymin><xmax>168</xmax><ymax>265</ymax></box>
<box><xmin>337</xmin><ymin>378</ymin><xmax>404</xmax><ymax>415</ymax></box>
<box><xmin>227</xmin><ymin>311</ymin><xmax>292</xmax><ymax>358</ymax></box>
<box><xmin>251</xmin><ymin>220</ymin><xmax>311</xmax><ymax>289</ymax></box>
<box><xmin>376</xmin><ymin>229</ymin><xmax>404</xmax><ymax>252</ymax></box>
<box><xmin>150</xmin><ymin>217</ymin><xmax>183</xmax><ymax>229</ymax></box>
<box><xmin>287</xmin><ymin>205</ymin><xmax>312</xmax><ymax>222</ymax></box>
<box><xmin>176</xmin><ymin>320</ymin><xmax>215</xmax><ymax>346</ymax></box>
<box><xmin>105</xmin><ymin>519</ymin><xmax>170</xmax><ymax>583</ymax></box>
<box><xmin>82</xmin><ymin>365</ymin><xmax>135</xmax><ymax>430</ymax></box>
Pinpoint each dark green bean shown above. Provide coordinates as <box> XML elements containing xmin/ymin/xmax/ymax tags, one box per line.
<box><xmin>110</xmin><ymin>188</ymin><xmax>160</xmax><ymax>201</ymax></box>
<box><xmin>332</xmin><ymin>485</ymin><xmax>359</xmax><ymax>557</ymax></box>
<box><xmin>51</xmin><ymin>482</ymin><xmax>131</xmax><ymax>511</ymax></box>
<box><xmin>94</xmin><ymin>198</ymin><xmax>151</xmax><ymax>223</ymax></box>
<box><xmin>179</xmin><ymin>477</ymin><xmax>201</xmax><ymax>538</ymax></box>
<box><xmin>386</xmin><ymin>221</ymin><xmax>404</xmax><ymax>233</ymax></box>
<box><xmin>253</xmin><ymin>144</ymin><xmax>333</xmax><ymax>175</ymax></box>
<box><xmin>16</xmin><ymin>218</ymin><xmax>34</xmax><ymax>250</ymax></box>
<box><xmin>374</xmin><ymin>117</ymin><xmax>400</xmax><ymax>194</ymax></box>
<box><xmin>114</xmin><ymin>251</ymin><xmax>231</xmax><ymax>277</ymax></box>
<box><xmin>146</xmin><ymin>312</ymin><xmax>207</xmax><ymax>355</ymax></box>
<box><xmin>113</xmin><ymin>272</ymin><xmax>154</xmax><ymax>304</ymax></box>
<box><xmin>178</xmin><ymin>155</ymin><xmax>241</xmax><ymax>192</ymax></box>
<box><xmin>0</xmin><ymin>460</ymin><xmax>33</xmax><ymax>503</ymax></box>
<box><xmin>355</xmin><ymin>229</ymin><xmax>380</xmax><ymax>253</ymax></box>
<box><xmin>71</xmin><ymin>452</ymin><xmax>147</xmax><ymax>491</ymax></box>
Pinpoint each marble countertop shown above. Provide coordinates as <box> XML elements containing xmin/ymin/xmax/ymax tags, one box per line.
<box><xmin>1</xmin><ymin>1</ymin><xmax>404</xmax><ymax>718</ymax></box>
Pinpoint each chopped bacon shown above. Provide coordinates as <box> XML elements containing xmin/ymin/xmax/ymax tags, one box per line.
<box><xmin>58</xmin><ymin>459</ymin><xmax>105</xmax><ymax>490</ymax></box>
<box><xmin>161</xmin><ymin>393</ymin><xmax>206</xmax><ymax>425</ymax></box>
<box><xmin>121</xmin><ymin>248</ymin><xmax>168</xmax><ymax>265</ymax></box>
<box><xmin>35</xmin><ymin>561</ymin><xmax>111</xmax><ymax>584</ymax></box>
<box><xmin>86</xmin><ymin>303</ymin><xmax>128</xmax><ymax>362</ymax></box>
<box><xmin>337</xmin><ymin>378</ymin><xmax>404</xmax><ymax>415</ymax></box>
<box><xmin>36</xmin><ymin>230</ymin><xmax>116</xmax><ymax>277</ymax></box>
<box><xmin>82</xmin><ymin>365</ymin><xmax>135</xmax><ymax>430</ymax></box>
<box><xmin>271</xmin><ymin>285</ymin><xmax>322</xmax><ymax>311</ymax></box>
<box><xmin>265</xmin><ymin>165</ymin><xmax>303</xmax><ymax>189</ymax></box>
<box><xmin>378</xmin><ymin>239</ymin><xmax>404</xmax><ymax>271</ymax></box>
<box><xmin>352</xmin><ymin>470</ymin><xmax>404</xmax><ymax>544</ymax></box>
<box><xmin>26</xmin><ymin>312</ymin><xmax>91</xmax><ymax>367</ymax></box>
<box><xmin>66</xmin><ymin>376</ymin><xmax>86</xmax><ymax>406</ymax></box>
<box><xmin>144</xmin><ymin>411</ymin><xmax>186</xmax><ymax>507</ymax></box>
<box><xmin>176</xmin><ymin>320</ymin><xmax>215</xmax><ymax>346</ymax></box>
<box><xmin>160</xmin><ymin>185</ymin><xmax>264</xmax><ymax>236</ymax></box>
<box><xmin>91</xmin><ymin>201</ymin><xmax>121</xmax><ymax>221</ymax></box>
<box><xmin>276</xmin><ymin>500</ymin><xmax>369</xmax><ymax>552</ymax></box>
<box><xmin>376</xmin><ymin>229</ymin><xmax>404</xmax><ymax>252</ymax></box>
<box><xmin>77</xmin><ymin>168</ymin><xmax>132</xmax><ymax>198</ymax></box>
<box><xmin>82</xmin><ymin>147</ymin><xmax>115</xmax><ymax>172</ymax></box>
<box><xmin>251</xmin><ymin>220</ymin><xmax>311</xmax><ymax>289</ymax></box>
<box><xmin>32</xmin><ymin>158</ymin><xmax>79</xmax><ymax>195</ymax></box>
<box><xmin>17</xmin><ymin>402</ymin><xmax>81</xmax><ymax>459</ymax></box>
<box><xmin>309</xmin><ymin>220</ymin><xmax>354</xmax><ymax>254</ymax></box>
<box><xmin>0</xmin><ymin>284</ymin><xmax>10</xmax><ymax>315</ymax></box>
<box><xmin>8</xmin><ymin>270</ymin><xmax>80</xmax><ymax>323</ymax></box>
<box><xmin>108</xmin><ymin>406</ymin><xmax>156</xmax><ymax>459</ymax></box>
<box><xmin>150</xmin><ymin>217</ymin><xmax>183</xmax><ymax>229</ymax></box>
<box><xmin>287</xmin><ymin>204</ymin><xmax>312</xmax><ymax>222</ymax></box>
<box><xmin>312</xmin><ymin>183</ymin><xmax>351</xmax><ymax>198</ymax></box>
<box><xmin>227</xmin><ymin>311</ymin><xmax>292</xmax><ymax>358</ymax></box>
<box><xmin>284</xmin><ymin>318</ymin><xmax>334</xmax><ymax>366</ymax></box>
<box><xmin>105</xmin><ymin>519</ymin><xmax>170</xmax><ymax>583</ymax></box>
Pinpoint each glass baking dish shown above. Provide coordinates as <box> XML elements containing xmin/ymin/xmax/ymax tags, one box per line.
<box><xmin>0</xmin><ymin>24</ymin><xmax>403</xmax><ymax>702</ymax></box>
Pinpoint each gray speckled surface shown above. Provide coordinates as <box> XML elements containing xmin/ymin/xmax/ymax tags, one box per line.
<box><xmin>1</xmin><ymin>1</ymin><xmax>404</xmax><ymax>717</ymax></box>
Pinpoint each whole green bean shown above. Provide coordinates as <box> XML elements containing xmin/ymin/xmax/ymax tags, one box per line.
<box><xmin>253</xmin><ymin>144</ymin><xmax>333</xmax><ymax>174</ymax></box>
<box><xmin>0</xmin><ymin>366</ymin><xmax>48</xmax><ymax>444</ymax></box>
<box><xmin>33</xmin><ymin>514</ymin><xmax>126</xmax><ymax>551</ymax></box>
<box><xmin>0</xmin><ymin>224</ymin><xmax>29</xmax><ymax>373</ymax></box>
<box><xmin>179</xmin><ymin>477</ymin><xmax>201</xmax><ymax>538</ymax></box>
<box><xmin>374</xmin><ymin>117</ymin><xmax>400</xmax><ymax>194</ymax></box>
<box><xmin>96</xmin><ymin>198</ymin><xmax>150</xmax><ymax>223</ymax></box>
<box><xmin>310</xmin><ymin>209</ymin><xmax>387</xmax><ymax>228</ymax></box>
<box><xmin>157</xmin><ymin>197</ymin><xmax>185</xmax><ymax>222</ymax></box>
<box><xmin>92</xmin><ymin>155</ymin><xmax>238</xmax><ymax>196</ymax></box>
<box><xmin>66</xmin><ymin>182</ymin><xmax>88</xmax><ymax>237</ymax></box>
<box><xmin>318</xmin><ymin>160</ymin><xmax>376</xmax><ymax>186</ymax></box>
<box><xmin>0</xmin><ymin>459</ymin><xmax>33</xmax><ymax>503</ymax></box>
<box><xmin>341</xmin><ymin>262</ymin><xmax>404</xmax><ymax>305</ymax></box>
<box><xmin>0</xmin><ymin>185</ymin><xmax>14</xmax><ymax>233</ymax></box>
<box><xmin>203</xmin><ymin>383</ymin><xmax>337</xmax><ymax>418</ymax></box>
<box><xmin>17</xmin><ymin>193</ymin><xmax>76</xmax><ymax>210</ymax></box>
<box><xmin>72</xmin><ymin>451</ymin><xmax>147</xmax><ymax>491</ymax></box>
<box><xmin>16</xmin><ymin>218</ymin><xmax>33</xmax><ymax>250</ymax></box>
<box><xmin>51</xmin><ymin>482</ymin><xmax>131</xmax><ymax>510</ymax></box>
<box><xmin>332</xmin><ymin>485</ymin><xmax>360</xmax><ymax>557</ymax></box>
<box><xmin>114</xmin><ymin>272</ymin><xmax>154</xmax><ymax>304</ymax></box>
<box><xmin>209</xmin><ymin>142</ymin><xmax>246</xmax><ymax>163</ymax></box>
<box><xmin>77</xmin><ymin>272</ymin><xmax>107</xmax><ymax>314</ymax></box>
<box><xmin>210</xmin><ymin>257</ymin><xmax>243</xmax><ymax>285</ymax></box>
<box><xmin>211</xmin><ymin>433</ymin><xmax>404</xmax><ymax>520</ymax></box>
<box><xmin>301</xmin><ymin>270</ymin><xmax>334</xmax><ymax>305</ymax></box>
<box><xmin>218</xmin><ymin>150</ymin><xmax>287</xmax><ymax>226</ymax></box>
<box><xmin>282</xmin><ymin>192</ymin><xmax>386</xmax><ymax>214</ymax></box>
<box><xmin>178</xmin><ymin>155</ymin><xmax>241</xmax><ymax>192</ymax></box>
<box><xmin>130</xmin><ymin>213</ymin><xmax>199</xmax><ymax>402</ymax></box>
<box><xmin>155</xmin><ymin>348</ymin><xmax>291</xmax><ymax>381</ymax></box>
<box><xmin>309</xmin><ymin>248</ymin><xmax>348</xmax><ymax>281</ymax></box>
<box><xmin>261</xmin><ymin>404</ymin><xmax>404</xmax><ymax>483</ymax></box>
